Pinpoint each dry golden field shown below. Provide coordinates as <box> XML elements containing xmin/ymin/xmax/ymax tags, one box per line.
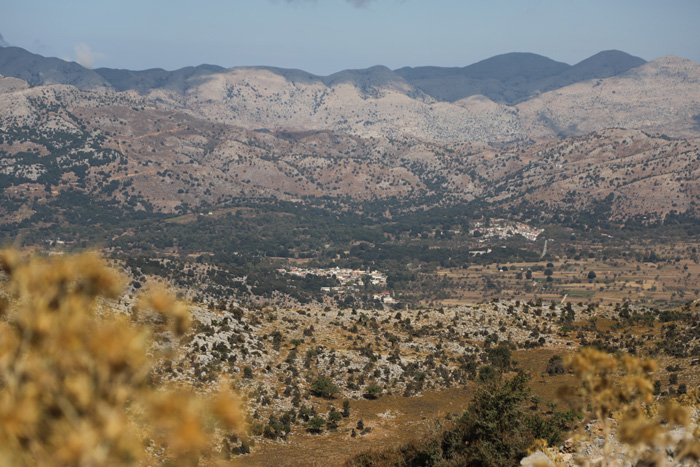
<box><xmin>238</xmin><ymin>386</ymin><xmax>473</xmax><ymax>467</ymax></box>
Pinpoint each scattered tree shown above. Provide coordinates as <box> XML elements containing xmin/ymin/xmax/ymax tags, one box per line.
<box><xmin>310</xmin><ymin>375</ymin><xmax>340</xmax><ymax>398</ymax></box>
<box><xmin>307</xmin><ymin>416</ymin><xmax>326</xmax><ymax>433</ymax></box>
<box><xmin>546</xmin><ymin>355</ymin><xmax>565</xmax><ymax>375</ymax></box>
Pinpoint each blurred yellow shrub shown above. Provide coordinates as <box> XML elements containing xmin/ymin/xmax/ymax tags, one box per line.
<box><xmin>0</xmin><ymin>250</ymin><xmax>245</xmax><ymax>466</ymax></box>
<box><xmin>566</xmin><ymin>348</ymin><xmax>700</xmax><ymax>466</ymax></box>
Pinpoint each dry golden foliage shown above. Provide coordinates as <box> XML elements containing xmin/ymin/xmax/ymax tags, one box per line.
<box><xmin>0</xmin><ymin>250</ymin><xmax>245</xmax><ymax>466</ymax></box>
<box><xmin>526</xmin><ymin>439</ymin><xmax>563</xmax><ymax>466</ymax></box>
<box><xmin>135</xmin><ymin>284</ymin><xmax>192</xmax><ymax>337</ymax></box>
<box><xmin>566</xmin><ymin>348</ymin><xmax>700</xmax><ymax>466</ymax></box>
<box><xmin>568</xmin><ymin>349</ymin><xmax>657</xmax><ymax>421</ymax></box>
<box><xmin>677</xmin><ymin>386</ymin><xmax>700</xmax><ymax>408</ymax></box>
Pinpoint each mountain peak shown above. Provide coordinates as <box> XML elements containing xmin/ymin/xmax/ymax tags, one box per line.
<box><xmin>0</xmin><ymin>33</ymin><xmax>10</xmax><ymax>48</ymax></box>
<box><xmin>464</xmin><ymin>52</ymin><xmax>570</xmax><ymax>80</ymax></box>
<box><xmin>536</xmin><ymin>50</ymin><xmax>648</xmax><ymax>87</ymax></box>
<box><xmin>0</xmin><ymin>45</ymin><xmax>110</xmax><ymax>89</ymax></box>
<box><xmin>323</xmin><ymin>65</ymin><xmax>406</xmax><ymax>87</ymax></box>
<box><xmin>569</xmin><ymin>50</ymin><xmax>646</xmax><ymax>74</ymax></box>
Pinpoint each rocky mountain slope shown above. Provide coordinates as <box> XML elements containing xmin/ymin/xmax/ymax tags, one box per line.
<box><xmin>1</xmin><ymin>46</ymin><xmax>699</xmax><ymax>224</ymax></box>
<box><xmin>0</xmin><ymin>81</ymin><xmax>698</xmax><ymax>223</ymax></box>
<box><xmin>517</xmin><ymin>56</ymin><xmax>700</xmax><ymax>138</ymax></box>
<box><xmin>0</xmin><ymin>46</ymin><xmax>698</xmax><ymax>142</ymax></box>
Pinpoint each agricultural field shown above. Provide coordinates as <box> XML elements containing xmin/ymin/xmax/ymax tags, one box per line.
<box><xmin>434</xmin><ymin>241</ymin><xmax>700</xmax><ymax>308</ymax></box>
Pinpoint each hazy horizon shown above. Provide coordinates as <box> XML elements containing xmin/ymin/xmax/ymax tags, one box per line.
<box><xmin>1</xmin><ymin>0</ymin><xmax>699</xmax><ymax>75</ymax></box>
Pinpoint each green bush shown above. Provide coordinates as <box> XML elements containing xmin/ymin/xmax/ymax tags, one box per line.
<box><xmin>310</xmin><ymin>375</ymin><xmax>340</xmax><ymax>398</ymax></box>
<box><xmin>478</xmin><ymin>364</ymin><xmax>496</xmax><ymax>382</ymax></box>
<box><xmin>328</xmin><ymin>409</ymin><xmax>343</xmax><ymax>429</ymax></box>
<box><xmin>364</xmin><ymin>384</ymin><xmax>383</xmax><ymax>399</ymax></box>
<box><xmin>487</xmin><ymin>343</ymin><xmax>512</xmax><ymax>371</ymax></box>
<box><xmin>307</xmin><ymin>416</ymin><xmax>326</xmax><ymax>433</ymax></box>
<box><xmin>525</xmin><ymin>413</ymin><xmax>563</xmax><ymax>446</ymax></box>
<box><xmin>347</xmin><ymin>372</ymin><xmax>559</xmax><ymax>467</ymax></box>
<box><xmin>546</xmin><ymin>355</ymin><xmax>565</xmax><ymax>375</ymax></box>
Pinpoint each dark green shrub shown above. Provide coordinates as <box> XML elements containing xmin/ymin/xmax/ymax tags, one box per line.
<box><xmin>347</xmin><ymin>372</ymin><xmax>559</xmax><ymax>467</ymax></box>
<box><xmin>478</xmin><ymin>364</ymin><xmax>496</xmax><ymax>382</ymax></box>
<box><xmin>546</xmin><ymin>355</ymin><xmax>565</xmax><ymax>375</ymax></box>
<box><xmin>364</xmin><ymin>384</ymin><xmax>383</xmax><ymax>399</ymax></box>
<box><xmin>487</xmin><ymin>343</ymin><xmax>512</xmax><ymax>371</ymax></box>
<box><xmin>307</xmin><ymin>416</ymin><xmax>326</xmax><ymax>433</ymax></box>
<box><xmin>311</xmin><ymin>375</ymin><xmax>340</xmax><ymax>398</ymax></box>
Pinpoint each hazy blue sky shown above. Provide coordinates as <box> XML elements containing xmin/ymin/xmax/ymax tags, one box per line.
<box><xmin>1</xmin><ymin>0</ymin><xmax>698</xmax><ymax>74</ymax></box>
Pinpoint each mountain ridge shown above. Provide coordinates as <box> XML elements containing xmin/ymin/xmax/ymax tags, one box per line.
<box><xmin>0</xmin><ymin>46</ymin><xmax>698</xmax><ymax>143</ymax></box>
<box><xmin>394</xmin><ymin>50</ymin><xmax>646</xmax><ymax>103</ymax></box>
<box><xmin>0</xmin><ymin>46</ymin><xmax>111</xmax><ymax>89</ymax></box>
<box><xmin>0</xmin><ymin>45</ymin><xmax>648</xmax><ymax>102</ymax></box>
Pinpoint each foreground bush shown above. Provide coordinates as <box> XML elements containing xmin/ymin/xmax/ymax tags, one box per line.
<box><xmin>348</xmin><ymin>347</ymin><xmax>700</xmax><ymax>466</ymax></box>
<box><xmin>565</xmin><ymin>348</ymin><xmax>700</xmax><ymax>466</ymax></box>
<box><xmin>0</xmin><ymin>250</ymin><xmax>245</xmax><ymax>465</ymax></box>
<box><xmin>347</xmin><ymin>372</ymin><xmax>557</xmax><ymax>467</ymax></box>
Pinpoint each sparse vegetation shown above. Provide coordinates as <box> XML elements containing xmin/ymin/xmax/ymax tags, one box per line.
<box><xmin>347</xmin><ymin>372</ymin><xmax>561</xmax><ymax>467</ymax></box>
<box><xmin>0</xmin><ymin>50</ymin><xmax>699</xmax><ymax>467</ymax></box>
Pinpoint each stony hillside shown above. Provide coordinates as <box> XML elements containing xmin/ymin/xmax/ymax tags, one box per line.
<box><xmin>126</xmin><ymin>257</ymin><xmax>700</xmax><ymax>465</ymax></box>
<box><xmin>0</xmin><ymin>47</ymin><xmax>698</xmax><ymax>142</ymax></box>
<box><xmin>518</xmin><ymin>56</ymin><xmax>700</xmax><ymax>139</ymax></box>
<box><xmin>1</xmin><ymin>81</ymin><xmax>698</xmax><ymax>224</ymax></box>
<box><xmin>482</xmin><ymin>128</ymin><xmax>700</xmax><ymax>220</ymax></box>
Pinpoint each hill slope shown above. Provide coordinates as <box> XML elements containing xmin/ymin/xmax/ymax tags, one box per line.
<box><xmin>0</xmin><ymin>81</ymin><xmax>698</xmax><ymax>224</ymax></box>
<box><xmin>0</xmin><ymin>47</ymin><xmax>698</xmax><ymax>142</ymax></box>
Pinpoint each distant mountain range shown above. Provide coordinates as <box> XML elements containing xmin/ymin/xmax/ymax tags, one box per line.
<box><xmin>0</xmin><ymin>45</ymin><xmax>647</xmax><ymax>104</ymax></box>
<box><xmin>1</xmin><ymin>43</ymin><xmax>700</xmax><ymax>144</ymax></box>
<box><xmin>0</xmin><ymin>44</ymin><xmax>699</xmax><ymax>223</ymax></box>
<box><xmin>396</xmin><ymin>50</ymin><xmax>647</xmax><ymax>104</ymax></box>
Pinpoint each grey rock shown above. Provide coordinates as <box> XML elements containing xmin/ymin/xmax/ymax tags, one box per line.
<box><xmin>521</xmin><ymin>451</ymin><xmax>554</xmax><ymax>467</ymax></box>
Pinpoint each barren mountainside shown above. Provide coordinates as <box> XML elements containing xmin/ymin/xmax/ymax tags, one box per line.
<box><xmin>1</xmin><ymin>45</ymin><xmax>700</xmax><ymax>225</ymax></box>
<box><xmin>1</xmin><ymin>46</ymin><xmax>699</xmax><ymax>142</ymax></box>
<box><xmin>0</xmin><ymin>87</ymin><xmax>698</xmax><ymax>223</ymax></box>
